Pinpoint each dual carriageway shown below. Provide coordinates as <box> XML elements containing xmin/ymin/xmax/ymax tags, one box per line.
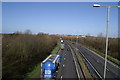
<box><xmin>41</xmin><ymin>40</ymin><xmax>120</xmax><ymax>80</ymax></box>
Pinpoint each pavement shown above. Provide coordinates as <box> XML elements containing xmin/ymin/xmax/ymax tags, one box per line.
<box><xmin>69</xmin><ymin>41</ymin><xmax>120</xmax><ymax>79</ymax></box>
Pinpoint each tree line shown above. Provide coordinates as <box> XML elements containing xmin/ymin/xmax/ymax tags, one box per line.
<box><xmin>64</xmin><ymin>35</ymin><xmax>119</xmax><ymax>61</ymax></box>
<box><xmin>2</xmin><ymin>32</ymin><xmax>58</xmax><ymax>78</ymax></box>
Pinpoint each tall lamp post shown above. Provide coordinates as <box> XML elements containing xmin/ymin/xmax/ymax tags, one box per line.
<box><xmin>93</xmin><ymin>4</ymin><xmax>120</xmax><ymax>79</ymax></box>
<box><xmin>76</xmin><ymin>35</ymin><xmax>79</xmax><ymax>50</ymax></box>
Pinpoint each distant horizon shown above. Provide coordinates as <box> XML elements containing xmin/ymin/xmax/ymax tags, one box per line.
<box><xmin>1</xmin><ymin>30</ymin><xmax>119</xmax><ymax>38</ymax></box>
<box><xmin>2</xmin><ymin>2</ymin><xmax>118</xmax><ymax>38</ymax></box>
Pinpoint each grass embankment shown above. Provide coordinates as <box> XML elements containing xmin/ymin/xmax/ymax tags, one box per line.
<box><xmin>68</xmin><ymin>43</ymin><xmax>93</xmax><ymax>78</ymax></box>
<box><xmin>26</xmin><ymin>42</ymin><xmax>61</xmax><ymax>78</ymax></box>
<box><xmin>86</xmin><ymin>46</ymin><xmax>120</xmax><ymax>67</ymax></box>
<box><xmin>76</xmin><ymin>52</ymin><xmax>93</xmax><ymax>78</ymax></box>
<box><xmin>26</xmin><ymin>63</ymin><xmax>42</xmax><ymax>78</ymax></box>
<box><xmin>51</xmin><ymin>43</ymin><xmax>61</xmax><ymax>54</ymax></box>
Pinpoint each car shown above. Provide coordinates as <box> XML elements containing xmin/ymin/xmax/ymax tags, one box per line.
<box><xmin>67</xmin><ymin>48</ymin><xmax>70</xmax><ymax>51</ymax></box>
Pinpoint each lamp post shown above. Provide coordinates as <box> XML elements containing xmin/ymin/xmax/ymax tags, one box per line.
<box><xmin>76</xmin><ymin>35</ymin><xmax>78</xmax><ymax>50</ymax></box>
<box><xmin>93</xmin><ymin>4</ymin><xmax>120</xmax><ymax>79</ymax></box>
<box><xmin>71</xmin><ymin>36</ymin><xmax>72</xmax><ymax>42</ymax></box>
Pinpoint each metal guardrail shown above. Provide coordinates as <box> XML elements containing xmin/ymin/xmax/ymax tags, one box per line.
<box><xmin>74</xmin><ymin>50</ymin><xmax>86</xmax><ymax>80</ymax></box>
<box><xmin>68</xmin><ymin>45</ymin><xmax>81</xmax><ymax>80</ymax></box>
<box><xmin>67</xmin><ymin>41</ymin><xmax>86</xmax><ymax>80</ymax></box>
<box><xmin>67</xmin><ymin>40</ymin><xmax>103</xmax><ymax>79</ymax></box>
<box><xmin>79</xmin><ymin>50</ymin><xmax>103</xmax><ymax>80</ymax></box>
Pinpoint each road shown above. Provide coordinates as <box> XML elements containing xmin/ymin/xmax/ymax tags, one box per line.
<box><xmin>56</xmin><ymin>43</ymin><xmax>78</xmax><ymax>79</ymax></box>
<box><xmin>69</xmin><ymin>40</ymin><xmax>120</xmax><ymax>79</ymax></box>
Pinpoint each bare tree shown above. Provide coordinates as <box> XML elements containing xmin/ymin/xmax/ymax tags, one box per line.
<box><xmin>97</xmin><ymin>32</ymin><xmax>103</xmax><ymax>37</ymax></box>
<box><xmin>24</xmin><ymin>29</ymin><xmax>32</xmax><ymax>34</ymax></box>
<box><xmin>86</xmin><ymin>33</ymin><xmax>90</xmax><ymax>37</ymax></box>
<box><xmin>14</xmin><ymin>31</ymin><xmax>22</xmax><ymax>34</ymax></box>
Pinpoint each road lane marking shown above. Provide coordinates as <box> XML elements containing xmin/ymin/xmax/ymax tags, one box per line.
<box><xmin>76</xmin><ymin>48</ymin><xmax>79</xmax><ymax>51</ymax></box>
<box><xmin>77</xmin><ymin>44</ymin><xmax>120</xmax><ymax>77</ymax></box>
<box><xmin>64</xmin><ymin>58</ymin><xmax>66</xmax><ymax>60</ymax></box>
<box><xmin>68</xmin><ymin>45</ymin><xmax>80</xmax><ymax>79</ymax></box>
<box><xmin>63</xmin><ymin>64</ymin><xmax>65</xmax><ymax>67</ymax></box>
<box><xmin>60</xmin><ymin>76</ymin><xmax>63</xmax><ymax>80</ymax></box>
<box><xmin>79</xmin><ymin>50</ymin><xmax>103</xmax><ymax>79</ymax></box>
<box><xmin>58</xmin><ymin>49</ymin><xmax>61</xmax><ymax>55</ymax></box>
<box><xmin>84</xmin><ymin>46</ymin><xmax>120</xmax><ymax>70</ymax></box>
<box><xmin>81</xmin><ymin>45</ymin><xmax>120</xmax><ymax>77</ymax></box>
<box><xmin>97</xmin><ymin>60</ymin><xmax>99</xmax><ymax>63</ymax></box>
<box><xmin>106</xmin><ymin>68</ymin><xmax>109</xmax><ymax>71</ymax></box>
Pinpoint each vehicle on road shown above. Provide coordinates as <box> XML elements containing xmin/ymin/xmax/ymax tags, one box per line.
<box><xmin>61</xmin><ymin>40</ymin><xmax>64</xmax><ymax>43</ymax></box>
<box><xmin>67</xmin><ymin>48</ymin><xmax>70</xmax><ymax>51</ymax></box>
<box><xmin>41</xmin><ymin>55</ymin><xmax>62</xmax><ymax>79</ymax></box>
<box><xmin>61</xmin><ymin>44</ymin><xmax>65</xmax><ymax>50</ymax></box>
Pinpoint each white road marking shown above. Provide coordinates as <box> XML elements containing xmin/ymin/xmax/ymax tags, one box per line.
<box><xmin>76</xmin><ymin>48</ymin><xmax>79</xmax><ymax>51</ymax></box>
<box><xmin>64</xmin><ymin>58</ymin><xmax>66</xmax><ymax>60</ymax></box>
<box><xmin>79</xmin><ymin>50</ymin><xmax>103</xmax><ymax>79</ymax></box>
<box><xmin>84</xmin><ymin>46</ymin><xmax>120</xmax><ymax>70</ymax></box>
<box><xmin>63</xmin><ymin>64</ymin><xmax>65</xmax><ymax>67</ymax></box>
<box><xmin>107</xmin><ymin>68</ymin><xmax>109</xmax><ymax>71</ymax></box>
<box><xmin>97</xmin><ymin>60</ymin><xmax>99</xmax><ymax>63</ymax></box>
<box><xmin>68</xmin><ymin>45</ymin><xmax>80</xmax><ymax>79</ymax></box>
<box><xmin>58</xmin><ymin>49</ymin><xmax>61</xmax><ymax>54</ymax></box>
<box><xmin>65</xmin><ymin>54</ymin><xmax>66</xmax><ymax>55</ymax></box>
<box><xmin>61</xmin><ymin>76</ymin><xmax>63</xmax><ymax>80</ymax></box>
<box><xmin>77</xmin><ymin>43</ymin><xmax>120</xmax><ymax>78</ymax></box>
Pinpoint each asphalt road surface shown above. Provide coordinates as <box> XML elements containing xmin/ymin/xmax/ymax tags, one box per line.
<box><xmin>56</xmin><ymin>43</ymin><xmax>78</xmax><ymax>79</ymax></box>
<box><xmin>69</xmin><ymin>41</ymin><xmax>120</xmax><ymax>79</ymax></box>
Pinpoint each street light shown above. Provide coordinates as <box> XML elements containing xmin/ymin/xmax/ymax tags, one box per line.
<box><xmin>71</xmin><ymin>36</ymin><xmax>72</xmax><ymax>42</ymax></box>
<box><xmin>93</xmin><ymin>4</ymin><xmax>120</xmax><ymax>7</ymax></box>
<box><xmin>93</xmin><ymin>4</ymin><xmax>120</xmax><ymax>79</ymax></box>
<box><xmin>76</xmin><ymin>35</ymin><xmax>79</xmax><ymax>50</ymax></box>
<box><xmin>93</xmin><ymin>4</ymin><xmax>101</xmax><ymax>7</ymax></box>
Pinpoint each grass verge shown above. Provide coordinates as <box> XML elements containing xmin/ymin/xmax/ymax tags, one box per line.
<box><xmin>76</xmin><ymin>50</ymin><xmax>93</xmax><ymax>78</ymax></box>
<box><xmin>51</xmin><ymin>42</ymin><xmax>61</xmax><ymax>54</ymax></box>
<box><xmin>26</xmin><ymin>42</ymin><xmax>61</xmax><ymax>78</ymax></box>
<box><xmin>26</xmin><ymin>63</ymin><xmax>41</xmax><ymax>78</ymax></box>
